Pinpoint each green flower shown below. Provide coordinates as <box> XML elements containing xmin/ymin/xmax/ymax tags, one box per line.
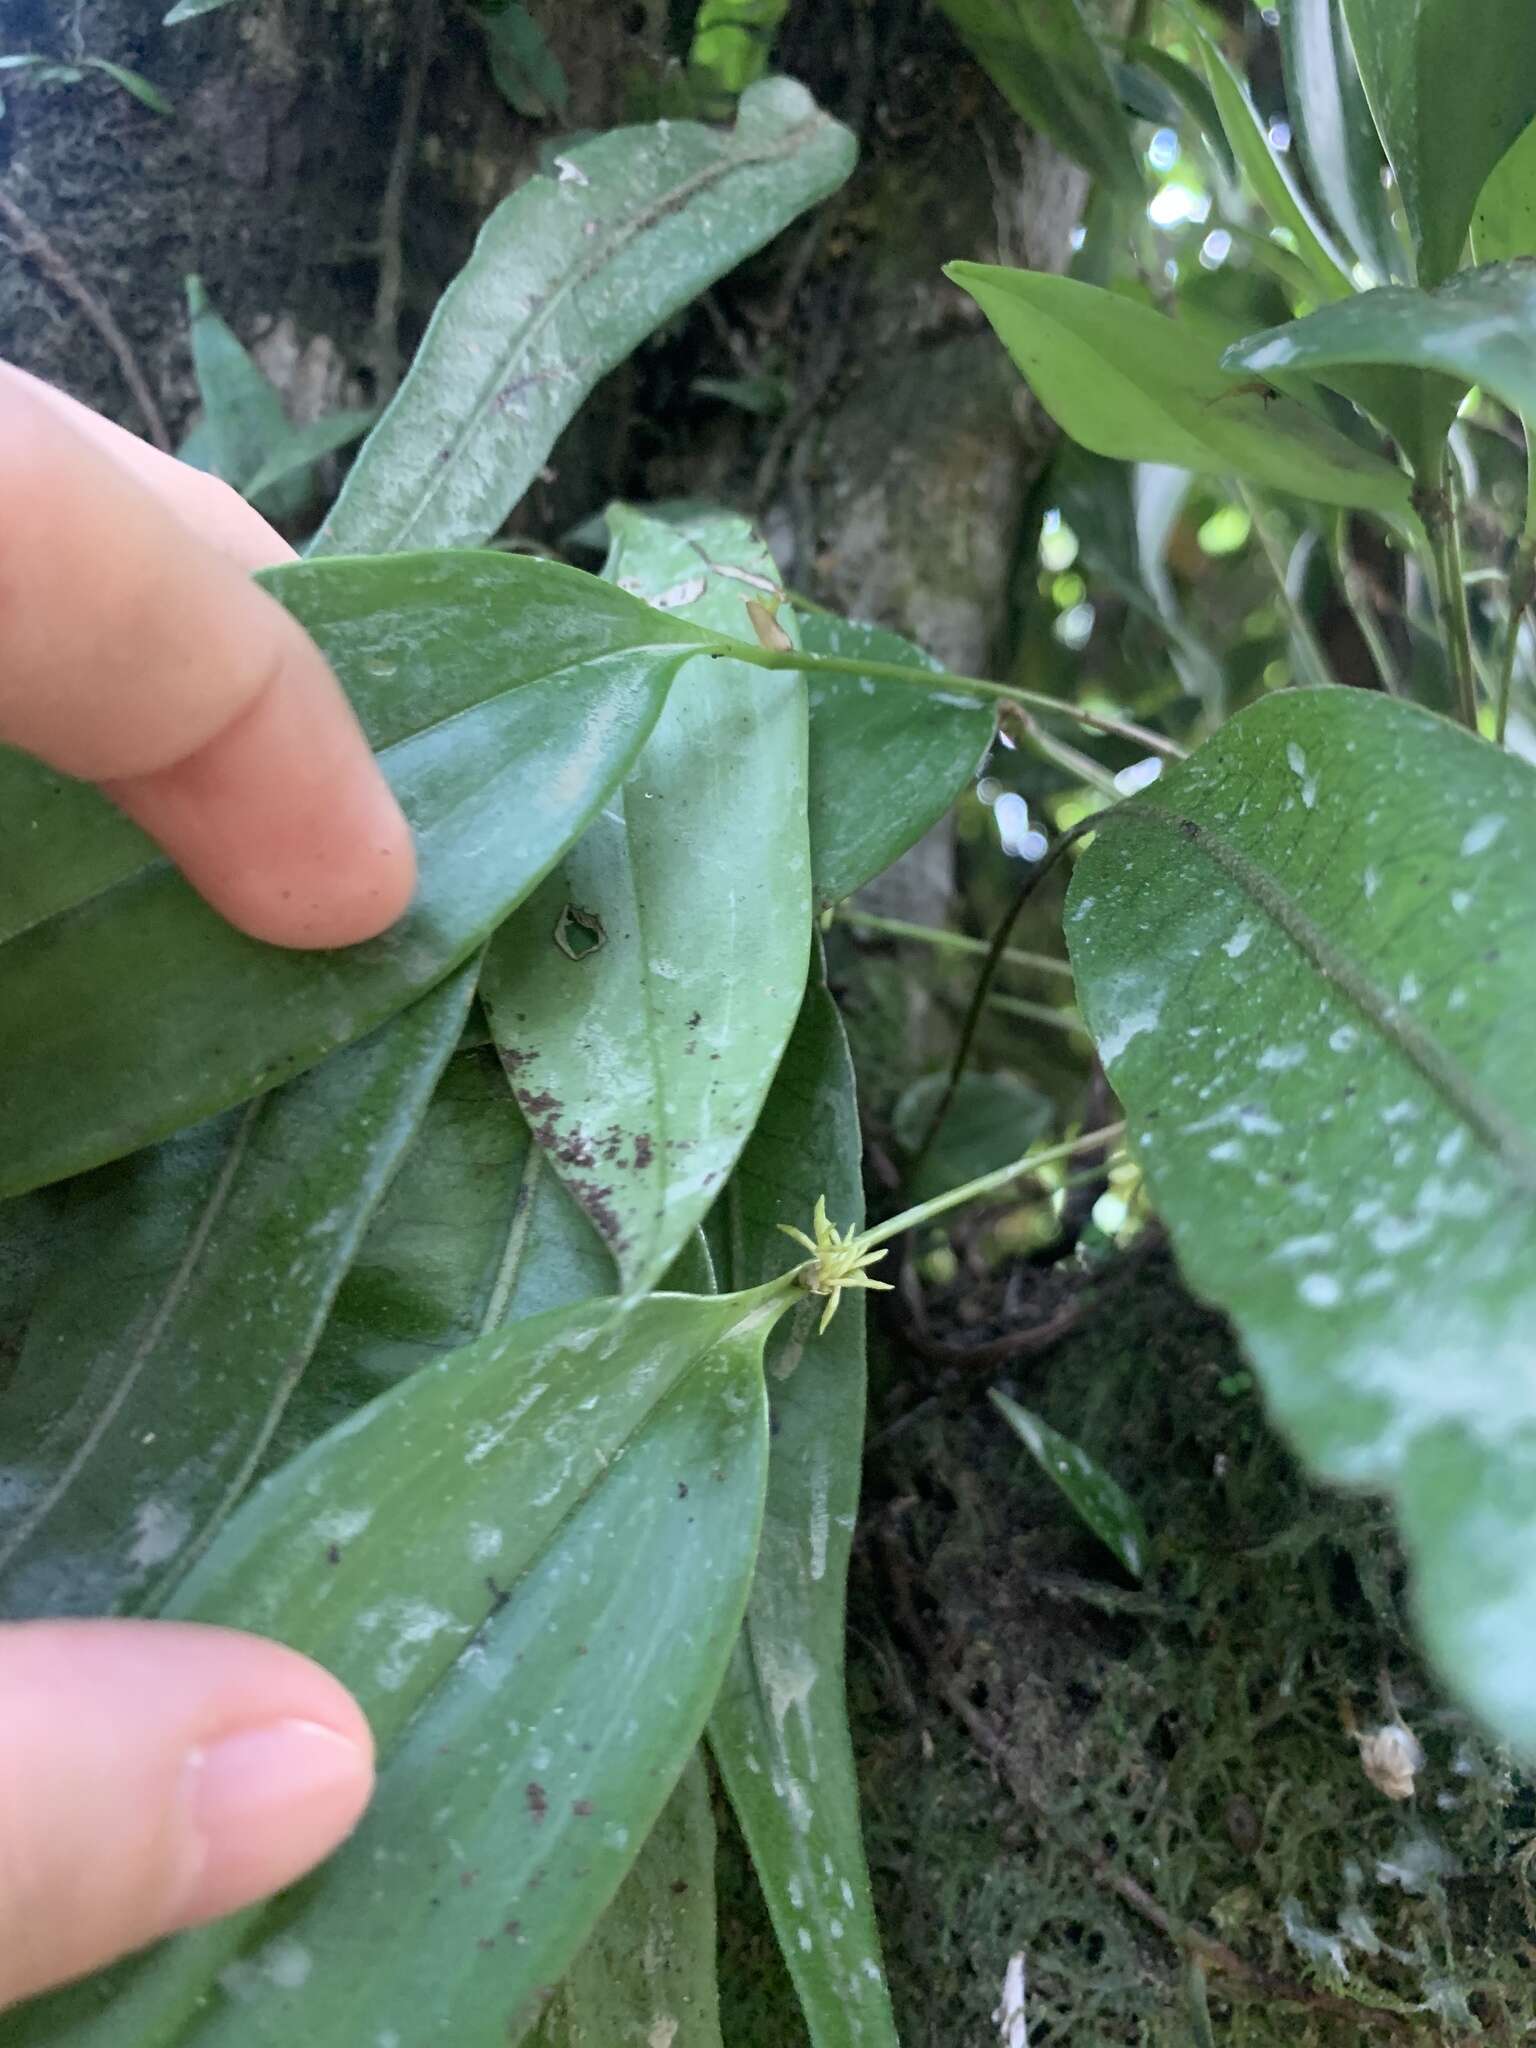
<box><xmin>777</xmin><ymin>1195</ymin><xmax>893</xmax><ymax>1333</ymax></box>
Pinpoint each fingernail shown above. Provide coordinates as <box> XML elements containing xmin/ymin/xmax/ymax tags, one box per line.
<box><xmin>173</xmin><ymin>1719</ymin><xmax>374</xmax><ymax>1929</ymax></box>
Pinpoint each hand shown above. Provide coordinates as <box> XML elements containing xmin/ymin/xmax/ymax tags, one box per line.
<box><xmin>0</xmin><ymin>366</ymin><xmax>404</xmax><ymax>2007</ymax></box>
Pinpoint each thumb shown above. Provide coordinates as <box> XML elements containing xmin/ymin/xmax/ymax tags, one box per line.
<box><xmin>0</xmin><ymin>1620</ymin><xmax>374</xmax><ymax>2011</ymax></box>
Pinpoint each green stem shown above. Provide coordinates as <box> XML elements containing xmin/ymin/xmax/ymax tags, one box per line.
<box><xmin>985</xmin><ymin>991</ymin><xmax>1086</xmax><ymax>1035</ymax></box>
<box><xmin>1330</xmin><ymin>513</ymin><xmax>1403</xmax><ymax>698</ymax></box>
<box><xmin>834</xmin><ymin>908</ymin><xmax>1075</xmax><ymax>980</ymax></box>
<box><xmin>1237</xmin><ymin>484</ymin><xmax>1335</xmax><ymax>691</ymax></box>
<box><xmin>718</xmin><ymin>635</ymin><xmax>1186</xmax><ymax>759</ymax></box>
<box><xmin>858</xmin><ymin>1121</ymin><xmax>1128</xmax><ymax>1252</ymax></box>
<box><xmin>1425</xmin><ymin>462</ymin><xmax>1478</xmax><ymax>730</ymax></box>
<box><xmin>908</xmin><ymin>820</ymin><xmax>1104</xmax><ymax>1181</ymax></box>
<box><xmin>1004</xmin><ymin>708</ymin><xmax>1121</xmax><ymax>797</ymax></box>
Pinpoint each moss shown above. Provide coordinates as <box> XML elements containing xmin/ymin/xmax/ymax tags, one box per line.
<box><xmin>720</xmin><ymin>1253</ymin><xmax>1536</xmax><ymax>2044</ymax></box>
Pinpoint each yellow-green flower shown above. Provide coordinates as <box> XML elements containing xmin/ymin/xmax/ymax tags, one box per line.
<box><xmin>778</xmin><ymin>1195</ymin><xmax>893</xmax><ymax>1333</ymax></box>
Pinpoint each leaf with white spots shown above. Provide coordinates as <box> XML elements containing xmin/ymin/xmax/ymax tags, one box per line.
<box><xmin>12</xmin><ymin>1287</ymin><xmax>777</xmax><ymax>2045</ymax></box>
<box><xmin>0</xmin><ymin>551</ymin><xmax>709</xmax><ymax>1198</ymax></box>
<box><xmin>0</xmin><ymin>972</ymin><xmax>472</xmax><ymax>1622</ymax></box>
<box><xmin>311</xmin><ymin>79</ymin><xmax>855</xmax><ymax>556</ymax></box>
<box><xmin>989</xmin><ymin>1390</ymin><xmax>1148</xmax><ymax>1580</ymax></box>
<box><xmin>706</xmin><ymin>958</ymin><xmax>899</xmax><ymax>2048</ymax></box>
<box><xmin>1067</xmin><ymin>688</ymin><xmax>1536</xmax><ymax>1746</ymax></box>
<box><xmin>480</xmin><ymin>509</ymin><xmax>810</xmax><ymax>1299</ymax></box>
<box><xmin>532</xmin><ymin>1752</ymin><xmax>720</xmax><ymax>2048</ymax></box>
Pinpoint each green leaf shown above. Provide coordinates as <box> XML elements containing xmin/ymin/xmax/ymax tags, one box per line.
<box><xmin>182</xmin><ymin>276</ymin><xmax>300</xmax><ymax>516</ymax></box>
<box><xmin>17</xmin><ymin>1287</ymin><xmax>780</xmax><ymax>2045</ymax></box>
<box><xmin>707</xmin><ymin>955</ymin><xmax>899</xmax><ymax>2048</ymax></box>
<box><xmin>268</xmin><ymin>1044</ymin><xmax>614</xmax><ymax>1459</ymax></box>
<box><xmin>0</xmin><ymin>551</ymin><xmax>709</xmax><ymax>1198</ymax></box>
<box><xmin>934</xmin><ymin>0</ymin><xmax>1142</xmax><ymax>200</ymax></box>
<box><xmin>1194</xmin><ymin>27</ymin><xmax>1354</xmax><ymax>301</ymax></box>
<box><xmin>1122</xmin><ymin>41</ymin><xmax>1234</xmax><ymax>178</ymax></box>
<box><xmin>800</xmin><ymin>611</ymin><xmax>994</xmax><ymax>907</ymax></box>
<box><xmin>473</xmin><ymin>1</ymin><xmax>569</xmax><ymax>119</ymax></box>
<box><xmin>1223</xmin><ymin>264</ymin><xmax>1536</xmax><ymax>431</ymax></box>
<box><xmin>893</xmin><ymin>1069</ymin><xmax>1053</xmax><ymax>1205</ymax></box>
<box><xmin>312</xmin><ymin>79</ymin><xmax>856</xmax><ymax>556</ymax></box>
<box><xmin>532</xmin><ymin>1752</ymin><xmax>721</xmax><ymax>2047</ymax></box>
<box><xmin>1341</xmin><ymin>0</ymin><xmax>1536</xmax><ymax>285</ymax></box>
<box><xmin>478</xmin><ymin>509</ymin><xmax>809</xmax><ymax>1298</ymax></box>
<box><xmin>81</xmin><ymin>58</ymin><xmax>173</xmax><ymax>114</ymax></box>
<box><xmin>945</xmin><ymin>264</ymin><xmax>1415</xmax><ymax>521</ymax></box>
<box><xmin>0</xmin><ymin>970</ymin><xmax>473</xmax><ymax>1620</ymax></box>
<box><xmin>1066</xmin><ymin>687</ymin><xmax>1536</xmax><ymax>1747</ymax></box>
<box><xmin>238</xmin><ymin>406</ymin><xmax>377</xmax><ymax>504</ymax></box>
<box><xmin>1278</xmin><ymin>0</ymin><xmax>1401</xmax><ymax>282</ymax></box>
<box><xmin>690</xmin><ymin>0</ymin><xmax>787</xmax><ymax>100</ymax></box>
<box><xmin>1472</xmin><ymin>120</ymin><xmax>1536</xmax><ymax>263</ymax></box>
<box><xmin>989</xmin><ymin>1389</ymin><xmax>1148</xmax><ymax>1579</ymax></box>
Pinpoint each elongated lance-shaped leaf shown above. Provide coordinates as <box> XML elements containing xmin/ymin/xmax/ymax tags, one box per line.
<box><xmin>182</xmin><ymin>277</ymin><xmax>309</xmax><ymax>522</ymax></box>
<box><xmin>13</xmin><ymin>1286</ymin><xmax>783</xmax><ymax>2046</ymax></box>
<box><xmin>1473</xmin><ymin>121</ymin><xmax>1536</xmax><ymax>265</ymax></box>
<box><xmin>1193</xmin><ymin>26</ymin><xmax>1354</xmax><ymax>301</ymax></box>
<box><xmin>1067</xmin><ymin>687</ymin><xmax>1536</xmax><ymax>1749</ymax></box>
<box><xmin>311</xmin><ymin>79</ymin><xmax>855</xmax><ymax>557</ymax></box>
<box><xmin>1279</xmin><ymin>0</ymin><xmax>1402</xmax><ymax>283</ymax></box>
<box><xmin>934</xmin><ymin>0</ymin><xmax>1142</xmax><ymax>200</ymax></box>
<box><xmin>0</xmin><ymin>967</ymin><xmax>473</xmax><ymax>1621</ymax></box>
<box><xmin>989</xmin><ymin>1390</ymin><xmax>1147</xmax><ymax>1580</ymax></box>
<box><xmin>0</xmin><ymin>552</ymin><xmax>713</xmax><ymax>1199</ymax></box>
<box><xmin>479</xmin><ymin>509</ymin><xmax>810</xmax><ymax>1298</ymax></box>
<box><xmin>1342</xmin><ymin>0</ymin><xmax>1536</xmax><ymax>286</ymax></box>
<box><xmin>239</xmin><ymin>407</ymin><xmax>377</xmax><ymax>505</ymax></box>
<box><xmin>1225</xmin><ymin>261</ymin><xmax>1536</xmax><ymax>440</ymax></box>
<box><xmin>801</xmin><ymin>610</ymin><xmax>994</xmax><ymax>908</ymax></box>
<box><xmin>945</xmin><ymin>264</ymin><xmax>1415</xmax><ymax>522</ymax></box>
<box><xmin>531</xmin><ymin>1751</ymin><xmax>721</xmax><ymax>2048</ymax></box>
<box><xmin>267</xmin><ymin>1045</ymin><xmax>615</xmax><ymax>1463</ymax></box>
<box><xmin>707</xmin><ymin>955</ymin><xmax>898</xmax><ymax>2048</ymax></box>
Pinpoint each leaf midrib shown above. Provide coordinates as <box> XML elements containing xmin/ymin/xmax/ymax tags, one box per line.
<box><xmin>356</xmin><ymin>113</ymin><xmax>830</xmax><ymax>553</ymax></box>
<box><xmin>9</xmin><ymin>638</ymin><xmax>696</xmax><ymax>951</ymax></box>
<box><xmin>0</xmin><ymin>1096</ymin><xmax>264</xmax><ymax>1579</ymax></box>
<box><xmin>1115</xmin><ymin>800</ymin><xmax>1536</xmax><ymax>1190</ymax></box>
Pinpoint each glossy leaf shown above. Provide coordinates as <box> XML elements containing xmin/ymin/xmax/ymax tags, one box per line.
<box><xmin>1279</xmin><ymin>0</ymin><xmax>1400</xmax><ymax>282</ymax></box>
<box><xmin>163</xmin><ymin>0</ymin><xmax>244</xmax><ymax>18</ymax></box>
<box><xmin>1223</xmin><ymin>265</ymin><xmax>1536</xmax><ymax>427</ymax></box>
<box><xmin>0</xmin><ymin>970</ymin><xmax>472</xmax><ymax>1621</ymax></box>
<box><xmin>269</xmin><ymin>1045</ymin><xmax>614</xmax><ymax>1461</ymax></box>
<box><xmin>707</xmin><ymin>960</ymin><xmax>899</xmax><ymax>2048</ymax></box>
<box><xmin>1123</xmin><ymin>41</ymin><xmax>1233</xmax><ymax>178</ymax></box>
<box><xmin>990</xmin><ymin>1390</ymin><xmax>1147</xmax><ymax>1579</ymax></box>
<box><xmin>893</xmin><ymin>1069</ymin><xmax>1052</xmax><ymax>1205</ymax></box>
<box><xmin>945</xmin><ymin>264</ymin><xmax>1415</xmax><ymax>521</ymax></box>
<box><xmin>1473</xmin><ymin>119</ymin><xmax>1536</xmax><ymax>264</ymax></box>
<box><xmin>313</xmin><ymin>79</ymin><xmax>856</xmax><ymax>556</ymax></box>
<box><xmin>17</xmin><ymin>1287</ymin><xmax>779</xmax><ymax>2045</ymax></box>
<box><xmin>532</xmin><ymin>1752</ymin><xmax>721</xmax><ymax>2048</ymax></box>
<box><xmin>1067</xmin><ymin>687</ymin><xmax>1536</xmax><ymax>1747</ymax></box>
<box><xmin>1195</xmin><ymin>27</ymin><xmax>1353</xmax><ymax>300</ymax></box>
<box><xmin>0</xmin><ymin>552</ymin><xmax>707</xmax><ymax>1198</ymax></box>
<box><xmin>933</xmin><ymin>0</ymin><xmax>1142</xmax><ymax>200</ymax></box>
<box><xmin>1340</xmin><ymin>0</ymin><xmax>1536</xmax><ymax>285</ymax></box>
<box><xmin>479</xmin><ymin>509</ymin><xmax>809</xmax><ymax>1297</ymax></box>
<box><xmin>801</xmin><ymin>611</ymin><xmax>994</xmax><ymax>907</ymax></box>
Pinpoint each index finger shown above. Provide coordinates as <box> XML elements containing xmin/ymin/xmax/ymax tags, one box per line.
<box><xmin>0</xmin><ymin>367</ymin><xmax>415</xmax><ymax>949</ymax></box>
